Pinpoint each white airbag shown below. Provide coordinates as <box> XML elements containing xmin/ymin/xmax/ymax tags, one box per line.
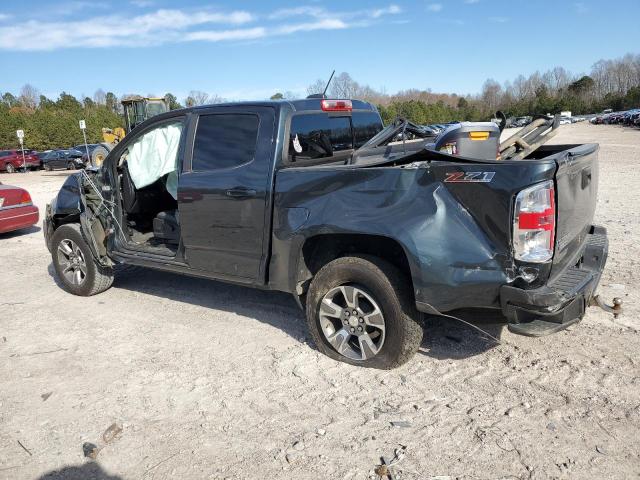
<box><xmin>127</xmin><ymin>122</ymin><xmax>182</xmax><ymax>199</ymax></box>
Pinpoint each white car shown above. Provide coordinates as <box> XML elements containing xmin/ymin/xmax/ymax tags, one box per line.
<box><xmin>559</xmin><ymin>117</ymin><xmax>572</xmax><ymax>125</ymax></box>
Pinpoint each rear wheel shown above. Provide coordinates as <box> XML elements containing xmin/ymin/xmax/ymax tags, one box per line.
<box><xmin>45</xmin><ymin>164</ymin><xmax>53</xmax><ymax>171</ymax></box>
<box><xmin>51</xmin><ymin>224</ymin><xmax>113</xmax><ymax>296</ymax></box>
<box><xmin>5</xmin><ymin>163</ymin><xmax>16</xmax><ymax>173</ymax></box>
<box><xmin>67</xmin><ymin>161</ymin><xmax>75</xmax><ymax>170</ymax></box>
<box><xmin>306</xmin><ymin>256</ymin><xmax>423</xmax><ymax>369</ymax></box>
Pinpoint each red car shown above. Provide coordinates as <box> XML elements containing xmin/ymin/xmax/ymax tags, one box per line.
<box><xmin>0</xmin><ymin>182</ymin><xmax>39</xmax><ymax>234</ymax></box>
<box><xmin>0</xmin><ymin>149</ymin><xmax>41</xmax><ymax>173</ymax></box>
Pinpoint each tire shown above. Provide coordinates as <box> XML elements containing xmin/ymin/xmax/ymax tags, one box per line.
<box><xmin>67</xmin><ymin>161</ymin><xmax>75</xmax><ymax>170</ymax></box>
<box><xmin>91</xmin><ymin>146</ymin><xmax>109</xmax><ymax>167</ymax></box>
<box><xmin>51</xmin><ymin>224</ymin><xmax>113</xmax><ymax>296</ymax></box>
<box><xmin>45</xmin><ymin>164</ymin><xmax>52</xmax><ymax>171</ymax></box>
<box><xmin>5</xmin><ymin>163</ymin><xmax>16</xmax><ymax>173</ymax></box>
<box><xmin>306</xmin><ymin>256</ymin><xmax>423</xmax><ymax>369</ymax></box>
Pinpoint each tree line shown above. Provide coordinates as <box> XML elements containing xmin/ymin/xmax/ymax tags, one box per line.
<box><xmin>2</xmin><ymin>52</ymin><xmax>639</xmax><ymax>150</ymax></box>
<box><xmin>0</xmin><ymin>88</ymin><xmax>216</xmax><ymax>151</ymax></box>
<box><xmin>304</xmin><ymin>53</ymin><xmax>640</xmax><ymax>124</ymax></box>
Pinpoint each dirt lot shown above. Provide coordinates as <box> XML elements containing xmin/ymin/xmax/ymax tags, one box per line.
<box><xmin>1</xmin><ymin>123</ymin><xmax>639</xmax><ymax>480</ymax></box>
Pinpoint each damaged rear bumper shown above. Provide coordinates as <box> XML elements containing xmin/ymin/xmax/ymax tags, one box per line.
<box><xmin>500</xmin><ymin>226</ymin><xmax>608</xmax><ymax>336</ymax></box>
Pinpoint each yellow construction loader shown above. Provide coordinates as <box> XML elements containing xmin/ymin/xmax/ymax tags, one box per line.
<box><xmin>97</xmin><ymin>96</ymin><xmax>170</xmax><ymax>165</ymax></box>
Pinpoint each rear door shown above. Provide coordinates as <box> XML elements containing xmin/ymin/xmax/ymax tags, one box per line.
<box><xmin>178</xmin><ymin>106</ymin><xmax>276</xmax><ymax>283</ymax></box>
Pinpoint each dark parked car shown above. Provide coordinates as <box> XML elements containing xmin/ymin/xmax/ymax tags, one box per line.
<box><xmin>0</xmin><ymin>149</ymin><xmax>40</xmax><ymax>172</ymax></box>
<box><xmin>44</xmin><ymin>97</ymin><xmax>610</xmax><ymax>368</ymax></box>
<box><xmin>41</xmin><ymin>149</ymin><xmax>86</xmax><ymax>171</ymax></box>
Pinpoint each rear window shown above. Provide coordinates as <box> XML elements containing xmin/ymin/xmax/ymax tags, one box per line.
<box><xmin>192</xmin><ymin>114</ymin><xmax>259</xmax><ymax>171</ymax></box>
<box><xmin>352</xmin><ymin>111</ymin><xmax>384</xmax><ymax>148</ymax></box>
<box><xmin>288</xmin><ymin>113</ymin><xmax>353</xmax><ymax>163</ymax></box>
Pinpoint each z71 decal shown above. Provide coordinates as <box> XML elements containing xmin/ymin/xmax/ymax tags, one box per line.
<box><xmin>444</xmin><ymin>171</ymin><xmax>495</xmax><ymax>183</ymax></box>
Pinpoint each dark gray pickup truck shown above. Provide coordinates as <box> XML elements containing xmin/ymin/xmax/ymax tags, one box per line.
<box><xmin>44</xmin><ymin>98</ymin><xmax>610</xmax><ymax>369</ymax></box>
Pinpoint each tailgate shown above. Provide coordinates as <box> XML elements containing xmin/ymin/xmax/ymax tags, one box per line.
<box><xmin>551</xmin><ymin>143</ymin><xmax>599</xmax><ymax>280</ymax></box>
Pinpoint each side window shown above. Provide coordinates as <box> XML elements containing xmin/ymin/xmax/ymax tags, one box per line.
<box><xmin>288</xmin><ymin>113</ymin><xmax>353</xmax><ymax>162</ymax></box>
<box><xmin>0</xmin><ymin>151</ymin><xmax>8</xmax><ymax>158</ymax></box>
<box><xmin>352</xmin><ymin>111</ymin><xmax>384</xmax><ymax>148</ymax></box>
<box><xmin>192</xmin><ymin>114</ymin><xmax>259</xmax><ymax>171</ymax></box>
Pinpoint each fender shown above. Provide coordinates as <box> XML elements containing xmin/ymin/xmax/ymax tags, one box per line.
<box><xmin>45</xmin><ymin>173</ymin><xmax>111</xmax><ymax>266</ymax></box>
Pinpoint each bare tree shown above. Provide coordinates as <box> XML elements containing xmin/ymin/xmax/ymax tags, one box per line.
<box><xmin>187</xmin><ymin>90</ymin><xmax>210</xmax><ymax>106</ymax></box>
<box><xmin>93</xmin><ymin>89</ymin><xmax>106</xmax><ymax>105</ymax></box>
<box><xmin>19</xmin><ymin>84</ymin><xmax>40</xmax><ymax>109</ymax></box>
<box><xmin>481</xmin><ymin>79</ymin><xmax>503</xmax><ymax>113</ymax></box>
<box><xmin>306</xmin><ymin>79</ymin><xmax>326</xmax><ymax>96</ymax></box>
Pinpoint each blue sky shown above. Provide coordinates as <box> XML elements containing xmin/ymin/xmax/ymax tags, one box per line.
<box><xmin>0</xmin><ymin>0</ymin><xmax>638</xmax><ymax>102</ymax></box>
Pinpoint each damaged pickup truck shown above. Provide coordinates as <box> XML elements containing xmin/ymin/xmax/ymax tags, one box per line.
<box><xmin>44</xmin><ymin>98</ymin><xmax>613</xmax><ymax>369</ymax></box>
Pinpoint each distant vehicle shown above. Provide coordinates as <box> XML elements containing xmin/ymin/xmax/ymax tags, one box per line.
<box><xmin>603</xmin><ymin>109</ymin><xmax>613</xmax><ymax>114</ymax></box>
<box><xmin>0</xmin><ymin>149</ymin><xmax>40</xmax><ymax>173</ymax></box>
<box><xmin>0</xmin><ymin>182</ymin><xmax>39</xmax><ymax>233</ymax></box>
<box><xmin>560</xmin><ymin>111</ymin><xmax>572</xmax><ymax>118</ymax></box>
<box><xmin>559</xmin><ymin>117</ymin><xmax>572</xmax><ymax>125</ymax></box>
<box><xmin>512</xmin><ymin>117</ymin><xmax>531</xmax><ymax>128</ymax></box>
<box><xmin>41</xmin><ymin>149</ymin><xmax>85</xmax><ymax>171</ymax></box>
<box><xmin>72</xmin><ymin>143</ymin><xmax>111</xmax><ymax>166</ymax></box>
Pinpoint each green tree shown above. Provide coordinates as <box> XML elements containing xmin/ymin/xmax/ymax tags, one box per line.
<box><xmin>164</xmin><ymin>93</ymin><xmax>182</xmax><ymax>110</ymax></box>
<box><xmin>270</xmin><ymin>92</ymin><xmax>284</xmax><ymax>100</ymax></box>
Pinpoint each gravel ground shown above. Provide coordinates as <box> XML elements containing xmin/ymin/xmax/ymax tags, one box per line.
<box><xmin>1</xmin><ymin>123</ymin><xmax>639</xmax><ymax>480</ymax></box>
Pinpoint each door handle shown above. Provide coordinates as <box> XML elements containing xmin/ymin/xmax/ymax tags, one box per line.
<box><xmin>226</xmin><ymin>188</ymin><xmax>257</xmax><ymax>198</ymax></box>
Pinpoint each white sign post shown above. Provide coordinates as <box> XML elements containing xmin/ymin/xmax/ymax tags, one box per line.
<box><xmin>16</xmin><ymin>130</ymin><xmax>26</xmax><ymax>172</ymax></box>
<box><xmin>79</xmin><ymin>120</ymin><xmax>92</xmax><ymax>167</ymax></box>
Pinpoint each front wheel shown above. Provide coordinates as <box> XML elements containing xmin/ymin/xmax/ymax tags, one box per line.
<box><xmin>67</xmin><ymin>161</ymin><xmax>75</xmax><ymax>170</ymax></box>
<box><xmin>5</xmin><ymin>163</ymin><xmax>16</xmax><ymax>173</ymax></box>
<box><xmin>51</xmin><ymin>224</ymin><xmax>114</xmax><ymax>296</ymax></box>
<box><xmin>306</xmin><ymin>256</ymin><xmax>423</xmax><ymax>369</ymax></box>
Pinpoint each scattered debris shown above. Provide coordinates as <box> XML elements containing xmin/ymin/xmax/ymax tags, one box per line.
<box><xmin>82</xmin><ymin>422</ymin><xmax>124</xmax><ymax>459</ymax></box>
<box><xmin>142</xmin><ymin>452</ymin><xmax>180</xmax><ymax>477</ymax></box>
<box><xmin>102</xmin><ymin>422</ymin><xmax>123</xmax><ymax>444</ymax></box>
<box><xmin>596</xmin><ymin>445</ymin><xmax>606</xmax><ymax>455</ymax></box>
<box><xmin>12</xmin><ymin>347</ymin><xmax>68</xmax><ymax>357</ymax></box>
<box><xmin>316</xmin><ymin>428</ymin><xmax>326</xmax><ymax>436</ymax></box>
<box><xmin>375</xmin><ymin>445</ymin><xmax>407</xmax><ymax>479</ymax></box>
<box><xmin>41</xmin><ymin>392</ymin><xmax>52</xmax><ymax>402</ymax></box>
<box><xmin>83</xmin><ymin>442</ymin><xmax>100</xmax><ymax>459</ymax></box>
<box><xmin>292</xmin><ymin>441</ymin><xmax>305</xmax><ymax>451</ymax></box>
<box><xmin>17</xmin><ymin>440</ymin><xmax>32</xmax><ymax>456</ymax></box>
<box><xmin>390</xmin><ymin>420</ymin><xmax>411</xmax><ymax>428</ymax></box>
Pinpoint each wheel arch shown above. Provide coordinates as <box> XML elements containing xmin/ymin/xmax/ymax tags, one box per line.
<box><xmin>294</xmin><ymin>233</ymin><xmax>415</xmax><ymax>305</ymax></box>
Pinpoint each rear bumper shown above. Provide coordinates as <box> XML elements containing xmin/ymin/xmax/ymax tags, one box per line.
<box><xmin>0</xmin><ymin>204</ymin><xmax>39</xmax><ymax>234</ymax></box>
<box><xmin>500</xmin><ymin>225</ymin><xmax>608</xmax><ymax>335</ymax></box>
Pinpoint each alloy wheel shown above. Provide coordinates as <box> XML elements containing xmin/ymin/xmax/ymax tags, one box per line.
<box><xmin>57</xmin><ymin>239</ymin><xmax>88</xmax><ymax>286</ymax></box>
<box><xmin>319</xmin><ymin>285</ymin><xmax>386</xmax><ymax>361</ymax></box>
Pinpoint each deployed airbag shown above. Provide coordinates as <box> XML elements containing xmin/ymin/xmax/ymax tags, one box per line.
<box><xmin>127</xmin><ymin>122</ymin><xmax>182</xmax><ymax>199</ymax></box>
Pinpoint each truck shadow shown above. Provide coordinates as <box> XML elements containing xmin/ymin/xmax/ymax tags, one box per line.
<box><xmin>36</xmin><ymin>461</ymin><xmax>123</xmax><ymax>480</ymax></box>
<box><xmin>47</xmin><ymin>263</ymin><xmax>504</xmax><ymax>361</ymax></box>
<box><xmin>420</xmin><ymin>309</ymin><xmax>506</xmax><ymax>360</ymax></box>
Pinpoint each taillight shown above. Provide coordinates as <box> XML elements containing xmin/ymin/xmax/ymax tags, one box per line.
<box><xmin>513</xmin><ymin>180</ymin><xmax>555</xmax><ymax>262</ymax></box>
<box><xmin>19</xmin><ymin>190</ymin><xmax>32</xmax><ymax>205</ymax></box>
<box><xmin>321</xmin><ymin>99</ymin><xmax>352</xmax><ymax>112</ymax></box>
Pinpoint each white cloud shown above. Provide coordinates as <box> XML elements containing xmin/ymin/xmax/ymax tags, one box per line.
<box><xmin>488</xmin><ymin>16</ymin><xmax>509</xmax><ymax>23</ymax></box>
<box><xmin>0</xmin><ymin>13</ymin><xmax>11</xmax><ymax>21</ymax></box>
<box><xmin>0</xmin><ymin>4</ymin><xmax>403</xmax><ymax>51</ymax></box>
<box><xmin>131</xmin><ymin>0</ymin><xmax>154</xmax><ymax>6</ymax></box>
<box><xmin>276</xmin><ymin>18</ymin><xmax>349</xmax><ymax>35</ymax></box>
<box><xmin>427</xmin><ymin>3</ymin><xmax>443</xmax><ymax>12</ymax></box>
<box><xmin>268</xmin><ymin>7</ymin><xmax>326</xmax><ymax>20</ymax></box>
<box><xmin>574</xmin><ymin>2</ymin><xmax>589</xmax><ymax>14</ymax></box>
<box><xmin>371</xmin><ymin>4</ymin><xmax>402</xmax><ymax>18</ymax></box>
